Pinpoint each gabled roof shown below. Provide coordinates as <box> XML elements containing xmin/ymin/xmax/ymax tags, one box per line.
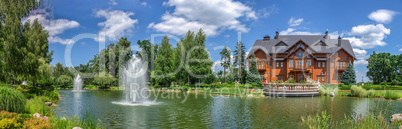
<box><xmin>246</xmin><ymin>35</ymin><xmax>356</xmax><ymax>59</ymax></box>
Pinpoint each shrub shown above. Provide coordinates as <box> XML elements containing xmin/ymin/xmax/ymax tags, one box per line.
<box><xmin>0</xmin><ymin>118</ymin><xmax>22</xmax><ymax>129</ymax></box>
<box><xmin>46</xmin><ymin>90</ymin><xmax>59</xmax><ymax>100</ymax></box>
<box><xmin>0</xmin><ymin>86</ymin><xmax>26</xmax><ymax>113</ymax></box>
<box><xmin>367</xmin><ymin>89</ymin><xmax>376</xmax><ymax>97</ymax></box>
<box><xmin>300</xmin><ymin>111</ymin><xmax>331</xmax><ymax>129</ymax></box>
<box><xmin>285</xmin><ymin>78</ymin><xmax>296</xmax><ymax>84</ymax></box>
<box><xmin>300</xmin><ymin>80</ymin><xmax>306</xmax><ymax>84</ymax></box>
<box><xmin>23</xmin><ymin>117</ymin><xmax>53</xmax><ymax>129</ymax></box>
<box><xmin>319</xmin><ymin>84</ymin><xmax>339</xmax><ymax>96</ymax></box>
<box><xmin>384</xmin><ymin>90</ymin><xmax>400</xmax><ymax>99</ymax></box>
<box><xmin>380</xmin><ymin>82</ymin><xmax>387</xmax><ymax>85</ymax></box>
<box><xmin>25</xmin><ymin>96</ymin><xmax>52</xmax><ymax>116</ymax></box>
<box><xmin>350</xmin><ymin>85</ymin><xmax>367</xmax><ymax>97</ymax></box>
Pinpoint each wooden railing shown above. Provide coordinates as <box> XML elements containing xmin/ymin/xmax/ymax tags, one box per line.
<box><xmin>264</xmin><ymin>83</ymin><xmax>319</xmax><ymax>91</ymax></box>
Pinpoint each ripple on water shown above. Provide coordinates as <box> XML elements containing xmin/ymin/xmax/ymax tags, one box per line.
<box><xmin>111</xmin><ymin>101</ymin><xmax>160</xmax><ymax>106</ymax></box>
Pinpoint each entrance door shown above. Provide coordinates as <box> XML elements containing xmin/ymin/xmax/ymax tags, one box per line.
<box><xmin>298</xmin><ymin>75</ymin><xmax>303</xmax><ymax>82</ymax></box>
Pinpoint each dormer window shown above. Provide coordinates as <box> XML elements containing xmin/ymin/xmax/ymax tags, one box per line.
<box><xmin>296</xmin><ymin>51</ymin><xmax>304</xmax><ymax>58</ymax></box>
<box><xmin>296</xmin><ymin>44</ymin><xmax>305</xmax><ymax>49</ymax></box>
<box><xmin>289</xmin><ymin>49</ymin><xmax>295</xmax><ymax>53</ymax></box>
<box><xmin>276</xmin><ymin>41</ymin><xmax>288</xmax><ymax>46</ymax></box>
<box><xmin>316</xmin><ymin>41</ymin><xmax>327</xmax><ymax>46</ymax></box>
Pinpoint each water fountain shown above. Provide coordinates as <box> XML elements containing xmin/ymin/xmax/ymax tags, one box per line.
<box><xmin>113</xmin><ymin>56</ymin><xmax>157</xmax><ymax>106</ymax></box>
<box><xmin>73</xmin><ymin>74</ymin><xmax>83</xmax><ymax>91</ymax></box>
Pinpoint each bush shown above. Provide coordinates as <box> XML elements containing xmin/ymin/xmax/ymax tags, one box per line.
<box><xmin>367</xmin><ymin>89</ymin><xmax>376</xmax><ymax>97</ymax></box>
<box><xmin>350</xmin><ymin>85</ymin><xmax>367</xmax><ymax>97</ymax></box>
<box><xmin>384</xmin><ymin>90</ymin><xmax>400</xmax><ymax>99</ymax></box>
<box><xmin>285</xmin><ymin>78</ymin><xmax>296</xmax><ymax>84</ymax></box>
<box><xmin>23</xmin><ymin>117</ymin><xmax>53</xmax><ymax>129</ymax></box>
<box><xmin>46</xmin><ymin>90</ymin><xmax>59</xmax><ymax>100</ymax></box>
<box><xmin>0</xmin><ymin>111</ymin><xmax>23</xmax><ymax>128</ymax></box>
<box><xmin>300</xmin><ymin>80</ymin><xmax>306</xmax><ymax>84</ymax></box>
<box><xmin>380</xmin><ymin>82</ymin><xmax>387</xmax><ymax>85</ymax></box>
<box><xmin>23</xmin><ymin>93</ymin><xmax>37</xmax><ymax>99</ymax></box>
<box><xmin>319</xmin><ymin>84</ymin><xmax>339</xmax><ymax>96</ymax></box>
<box><xmin>0</xmin><ymin>86</ymin><xmax>26</xmax><ymax>113</ymax></box>
<box><xmin>25</xmin><ymin>96</ymin><xmax>52</xmax><ymax>116</ymax></box>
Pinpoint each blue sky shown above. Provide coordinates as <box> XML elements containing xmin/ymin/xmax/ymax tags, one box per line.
<box><xmin>23</xmin><ymin>0</ymin><xmax>402</xmax><ymax>82</ymax></box>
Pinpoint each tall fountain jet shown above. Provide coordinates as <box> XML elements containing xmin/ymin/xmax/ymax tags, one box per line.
<box><xmin>121</xmin><ymin>56</ymin><xmax>149</xmax><ymax>103</ymax></box>
<box><xmin>73</xmin><ymin>74</ymin><xmax>83</xmax><ymax>91</ymax></box>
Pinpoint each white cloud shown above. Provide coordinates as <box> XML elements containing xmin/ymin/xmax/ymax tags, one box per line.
<box><xmin>256</xmin><ymin>5</ymin><xmax>278</xmax><ymax>18</ymax></box>
<box><xmin>23</xmin><ymin>8</ymin><xmax>79</xmax><ymax>45</ymax></box>
<box><xmin>149</xmin><ymin>0</ymin><xmax>257</xmax><ymax>36</ymax></box>
<box><xmin>109</xmin><ymin>0</ymin><xmax>117</xmax><ymax>5</ymax></box>
<box><xmin>399</xmin><ymin>48</ymin><xmax>402</xmax><ymax>52</ymax></box>
<box><xmin>353</xmin><ymin>48</ymin><xmax>368</xmax><ymax>65</ymax></box>
<box><xmin>94</xmin><ymin>9</ymin><xmax>138</xmax><ymax>42</ymax></box>
<box><xmin>288</xmin><ymin>17</ymin><xmax>303</xmax><ymax>27</ymax></box>
<box><xmin>141</xmin><ymin>1</ymin><xmax>147</xmax><ymax>6</ymax></box>
<box><xmin>368</xmin><ymin>9</ymin><xmax>398</xmax><ymax>24</ymax></box>
<box><xmin>279</xmin><ymin>28</ymin><xmax>320</xmax><ymax>35</ymax></box>
<box><xmin>224</xmin><ymin>34</ymin><xmax>230</xmax><ymax>38</ymax></box>
<box><xmin>346</xmin><ymin>24</ymin><xmax>390</xmax><ymax>49</ymax></box>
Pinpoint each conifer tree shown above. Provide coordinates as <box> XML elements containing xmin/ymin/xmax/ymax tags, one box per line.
<box><xmin>246</xmin><ymin>54</ymin><xmax>262</xmax><ymax>84</ymax></box>
<box><xmin>341</xmin><ymin>61</ymin><xmax>356</xmax><ymax>85</ymax></box>
<box><xmin>153</xmin><ymin>35</ymin><xmax>174</xmax><ymax>86</ymax></box>
<box><xmin>219</xmin><ymin>46</ymin><xmax>231</xmax><ymax>83</ymax></box>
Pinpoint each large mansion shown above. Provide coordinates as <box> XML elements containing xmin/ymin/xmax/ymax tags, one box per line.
<box><xmin>247</xmin><ymin>31</ymin><xmax>355</xmax><ymax>84</ymax></box>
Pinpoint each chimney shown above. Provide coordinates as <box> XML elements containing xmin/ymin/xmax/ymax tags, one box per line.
<box><xmin>274</xmin><ymin>31</ymin><xmax>279</xmax><ymax>39</ymax></box>
<box><xmin>338</xmin><ymin>36</ymin><xmax>341</xmax><ymax>47</ymax></box>
<box><xmin>324</xmin><ymin>31</ymin><xmax>329</xmax><ymax>39</ymax></box>
<box><xmin>263</xmin><ymin>35</ymin><xmax>270</xmax><ymax>41</ymax></box>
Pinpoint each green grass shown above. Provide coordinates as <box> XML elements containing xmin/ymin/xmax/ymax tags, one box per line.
<box><xmin>0</xmin><ymin>86</ymin><xmax>27</xmax><ymax>113</ymax></box>
<box><xmin>383</xmin><ymin>90</ymin><xmax>401</xmax><ymax>99</ymax></box>
<box><xmin>51</xmin><ymin>115</ymin><xmax>102</xmax><ymax>129</ymax></box>
<box><xmin>25</xmin><ymin>96</ymin><xmax>52</xmax><ymax>116</ymax></box>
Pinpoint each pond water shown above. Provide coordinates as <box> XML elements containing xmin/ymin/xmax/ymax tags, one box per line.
<box><xmin>54</xmin><ymin>90</ymin><xmax>401</xmax><ymax>128</ymax></box>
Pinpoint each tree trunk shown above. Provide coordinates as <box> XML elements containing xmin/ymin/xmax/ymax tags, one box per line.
<box><xmin>188</xmin><ymin>75</ymin><xmax>190</xmax><ymax>87</ymax></box>
<box><xmin>33</xmin><ymin>80</ymin><xmax>36</xmax><ymax>89</ymax></box>
<box><xmin>223</xmin><ymin>67</ymin><xmax>226</xmax><ymax>83</ymax></box>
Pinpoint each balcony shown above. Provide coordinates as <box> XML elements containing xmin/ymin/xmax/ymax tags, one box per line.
<box><xmin>289</xmin><ymin>66</ymin><xmax>311</xmax><ymax>72</ymax></box>
<box><xmin>335</xmin><ymin>66</ymin><xmax>347</xmax><ymax>71</ymax></box>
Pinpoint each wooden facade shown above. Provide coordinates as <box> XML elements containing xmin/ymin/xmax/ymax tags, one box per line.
<box><xmin>247</xmin><ymin>32</ymin><xmax>355</xmax><ymax>84</ymax></box>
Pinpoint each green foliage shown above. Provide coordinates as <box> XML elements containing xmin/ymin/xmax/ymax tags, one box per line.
<box><xmin>23</xmin><ymin>117</ymin><xmax>53</xmax><ymax>129</ymax></box>
<box><xmin>0</xmin><ymin>86</ymin><xmax>26</xmax><ymax>113</ymax></box>
<box><xmin>350</xmin><ymin>85</ymin><xmax>367</xmax><ymax>97</ymax></box>
<box><xmin>300</xmin><ymin>80</ymin><xmax>306</xmax><ymax>84</ymax></box>
<box><xmin>384</xmin><ymin>90</ymin><xmax>401</xmax><ymax>99</ymax></box>
<box><xmin>319</xmin><ymin>84</ymin><xmax>339</xmax><ymax>96</ymax></box>
<box><xmin>0</xmin><ymin>110</ymin><xmax>23</xmax><ymax>129</ymax></box>
<box><xmin>51</xmin><ymin>114</ymin><xmax>102</xmax><ymax>129</ymax></box>
<box><xmin>45</xmin><ymin>90</ymin><xmax>59</xmax><ymax>100</ymax></box>
<box><xmin>367</xmin><ymin>89</ymin><xmax>376</xmax><ymax>97</ymax></box>
<box><xmin>152</xmin><ymin>35</ymin><xmax>175</xmax><ymax>86</ymax></box>
<box><xmin>285</xmin><ymin>78</ymin><xmax>296</xmax><ymax>83</ymax></box>
<box><xmin>56</xmin><ymin>75</ymin><xmax>73</xmax><ymax>88</ymax></box>
<box><xmin>300</xmin><ymin>111</ymin><xmax>331</xmax><ymax>129</ymax></box>
<box><xmin>246</xmin><ymin>54</ymin><xmax>262</xmax><ymax>85</ymax></box>
<box><xmin>367</xmin><ymin>52</ymin><xmax>401</xmax><ymax>84</ymax></box>
<box><xmin>233</xmin><ymin>41</ymin><xmax>247</xmax><ymax>83</ymax></box>
<box><xmin>219</xmin><ymin>46</ymin><xmax>231</xmax><ymax>83</ymax></box>
<box><xmin>25</xmin><ymin>96</ymin><xmax>52</xmax><ymax>116</ymax></box>
<box><xmin>92</xmin><ymin>71</ymin><xmax>117</xmax><ymax>89</ymax></box>
<box><xmin>341</xmin><ymin>62</ymin><xmax>356</xmax><ymax>85</ymax></box>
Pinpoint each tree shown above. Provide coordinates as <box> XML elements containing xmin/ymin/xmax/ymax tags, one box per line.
<box><xmin>153</xmin><ymin>35</ymin><xmax>174</xmax><ymax>86</ymax></box>
<box><xmin>0</xmin><ymin>0</ymin><xmax>41</xmax><ymax>87</ymax></box>
<box><xmin>246</xmin><ymin>54</ymin><xmax>262</xmax><ymax>84</ymax></box>
<box><xmin>182</xmin><ymin>31</ymin><xmax>196</xmax><ymax>87</ymax></box>
<box><xmin>341</xmin><ymin>61</ymin><xmax>356</xmax><ymax>85</ymax></box>
<box><xmin>22</xmin><ymin>19</ymin><xmax>52</xmax><ymax>88</ymax></box>
<box><xmin>233</xmin><ymin>41</ymin><xmax>247</xmax><ymax>84</ymax></box>
<box><xmin>366</xmin><ymin>52</ymin><xmax>393</xmax><ymax>84</ymax></box>
<box><xmin>219</xmin><ymin>46</ymin><xmax>231</xmax><ymax>83</ymax></box>
<box><xmin>188</xmin><ymin>29</ymin><xmax>213</xmax><ymax>86</ymax></box>
<box><xmin>56</xmin><ymin>75</ymin><xmax>73</xmax><ymax>88</ymax></box>
<box><xmin>136</xmin><ymin>40</ymin><xmax>154</xmax><ymax>79</ymax></box>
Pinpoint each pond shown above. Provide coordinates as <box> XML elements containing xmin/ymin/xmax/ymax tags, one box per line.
<box><xmin>54</xmin><ymin>90</ymin><xmax>401</xmax><ymax>128</ymax></box>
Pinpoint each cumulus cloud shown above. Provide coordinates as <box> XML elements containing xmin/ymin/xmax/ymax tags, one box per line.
<box><xmin>109</xmin><ymin>0</ymin><xmax>117</xmax><ymax>5</ymax></box>
<box><xmin>23</xmin><ymin>7</ymin><xmax>79</xmax><ymax>45</ymax></box>
<box><xmin>141</xmin><ymin>1</ymin><xmax>147</xmax><ymax>6</ymax></box>
<box><xmin>149</xmin><ymin>0</ymin><xmax>257</xmax><ymax>36</ymax></box>
<box><xmin>368</xmin><ymin>9</ymin><xmax>398</xmax><ymax>24</ymax></box>
<box><xmin>94</xmin><ymin>9</ymin><xmax>138</xmax><ymax>42</ymax></box>
<box><xmin>280</xmin><ymin>28</ymin><xmax>320</xmax><ymax>35</ymax></box>
<box><xmin>346</xmin><ymin>24</ymin><xmax>390</xmax><ymax>49</ymax></box>
<box><xmin>288</xmin><ymin>17</ymin><xmax>303</xmax><ymax>27</ymax></box>
<box><xmin>353</xmin><ymin>48</ymin><xmax>368</xmax><ymax>65</ymax></box>
<box><xmin>399</xmin><ymin>48</ymin><xmax>402</xmax><ymax>52</ymax></box>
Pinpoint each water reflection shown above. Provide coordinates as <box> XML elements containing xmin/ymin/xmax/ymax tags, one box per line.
<box><xmin>54</xmin><ymin>90</ymin><xmax>402</xmax><ymax>129</ymax></box>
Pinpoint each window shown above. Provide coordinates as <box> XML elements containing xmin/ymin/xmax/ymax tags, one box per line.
<box><xmin>267</xmin><ymin>62</ymin><xmax>270</xmax><ymax>67</ymax></box>
<box><xmin>290</xmin><ymin>56</ymin><xmax>294</xmax><ymax>58</ymax></box>
<box><xmin>289</xmin><ymin>60</ymin><xmax>294</xmax><ymax>68</ymax></box>
<box><xmin>281</xmin><ymin>62</ymin><xmax>283</xmax><ymax>67</ymax></box>
<box><xmin>296</xmin><ymin>50</ymin><xmax>304</xmax><ymax>58</ymax></box>
<box><xmin>337</xmin><ymin>75</ymin><xmax>342</xmax><ymax>81</ymax></box>
<box><xmin>322</xmin><ymin>76</ymin><xmax>325</xmax><ymax>81</ymax></box>
<box><xmin>318</xmin><ymin>76</ymin><xmax>320</xmax><ymax>81</ymax></box>
<box><xmin>318</xmin><ymin>62</ymin><xmax>321</xmax><ymax>67</ymax></box>
<box><xmin>307</xmin><ymin>59</ymin><xmax>312</xmax><ymax>68</ymax></box>
<box><xmin>322</xmin><ymin>62</ymin><xmax>325</xmax><ymax>67</ymax></box>
<box><xmin>277</xmin><ymin>62</ymin><xmax>279</xmax><ymax>67</ymax></box>
<box><xmin>281</xmin><ymin>76</ymin><xmax>283</xmax><ymax>81</ymax></box>
<box><xmin>306</xmin><ymin>49</ymin><xmax>312</xmax><ymax>54</ymax></box>
<box><xmin>332</xmin><ymin>62</ymin><xmax>334</xmax><ymax>67</ymax></box>
<box><xmin>260</xmin><ymin>74</ymin><xmax>265</xmax><ymax>80</ymax></box>
<box><xmin>289</xmin><ymin>49</ymin><xmax>294</xmax><ymax>54</ymax></box>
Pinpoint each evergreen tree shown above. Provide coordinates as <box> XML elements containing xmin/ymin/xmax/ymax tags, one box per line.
<box><xmin>136</xmin><ymin>40</ymin><xmax>154</xmax><ymax>80</ymax></box>
<box><xmin>341</xmin><ymin>61</ymin><xmax>356</xmax><ymax>85</ymax></box>
<box><xmin>153</xmin><ymin>35</ymin><xmax>174</xmax><ymax>86</ymax></box>
<box><xmin>233</xmin><ymin>41</ymin><xmax>247</xmax><ymax>84</ymax></box>
<box><xmin>182</xmin><ymin>31</ymin><xmax>196</xmax><ymax>86</ymax></box>
<box><xmin>188</xmin><ymin>29</ymin><xmax>213</xmax><ymax>86</ymax></box>
<box><xmin>219</xmin><ymin>46</ymin><xmax>231</xmax><ymax>83</ymax></box>
<box><xmin>246</xmin><ymin>54</ymin><xmax>262</xmax><ymax>84</ymax></box>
